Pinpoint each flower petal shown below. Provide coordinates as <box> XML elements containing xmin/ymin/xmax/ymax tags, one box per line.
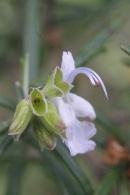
<box><xmin>51</xmin><ymin>96</ymin><xmax>96</xmax><ymax>156</ymax></box>
<box><xmin>64</xmin><ymin>120</ymin><xmax>96</xmax><ymax>156</ymax></box>
<box><xmin>50</xmin><ymin>97</ymin><xmax>76</xmax><ymax>126</ymax></box>
<box><xmin>81</xmin><ymin>121</ymin><xmax>97</xmax><ymax>139</ymax></box>
<box><xmin>63</xmin><ymin>93</ymin><xmax>96</xmax><ymax>120</ymax></box>
<box><xmin>61</xmin><ymin>51</ymin><xmax>75</xmax><ymax>81</ymax></box>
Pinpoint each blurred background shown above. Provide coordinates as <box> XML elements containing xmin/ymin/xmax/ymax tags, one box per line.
<box><xmin>0</xmin><ymin>0</ymin><xmax>130</xmax><ymax>194</ymax></box>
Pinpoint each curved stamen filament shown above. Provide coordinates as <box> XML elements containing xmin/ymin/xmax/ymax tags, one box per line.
<box><xmin>66</xmin><ymin>67</ymin><xmax>109</xmax><ymax>100</ymax></box>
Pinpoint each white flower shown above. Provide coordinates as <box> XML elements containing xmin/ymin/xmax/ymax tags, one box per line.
<box><xmin>51</xmin><ymin>51</ymin><xmax>108</xmax><ymax>156</ymax></box>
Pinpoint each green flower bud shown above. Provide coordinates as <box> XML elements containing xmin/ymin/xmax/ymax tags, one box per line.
<box><xmin>8</xmin><ymin>99</ymin><xmax>32</xmax><ymax>135</ymax></box>
<box><xmin>32</xmin><ymin>115</ymin><xmax>56</xmax><ymax>150</ymax></box>
<box><xmin>39</xmin><ymin>101</ymin><xmax>67</xmax><ymax>135</ymax></box>
<box><xmin>30</xmin><ymin>88</ymin><xmax>48</xmax><ymax>116</ymax></box>
<box><xmin>42</xmin><ymin>66</ymin><xmax>73</xmax><ymax>97</ymax></box>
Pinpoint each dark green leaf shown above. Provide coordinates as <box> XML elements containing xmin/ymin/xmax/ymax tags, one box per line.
<box><xmin>75</xmin><ymin>13</ymin><xmax>126</xmax><ymax>67</ymax></box>
<box><xmin>0</xmin><ymin>96</ymin><xmax>16</xmax><ymax>111</ymax></box>
<box><xmin>94</xmin><ymin>168</ymin><xmax>122</xmax><ymax>195</ymax></box>
<box><xmin>0</xmin><ymin>136</ymin><xmax>13</xmax><ymax>156</ymax></box>
<box><xmin>121</xmin><ymin>57</ymin><xmax>130</xmax><ymax>67</ymax></box>
<box><xmin>0</xmin><ymin>119</ymin><xmax>11</xmax><ymax>136</ymax></box>
<box><xmin>31</xmin><ymin>139</ymin><xmax>93</xmax><ymax>195</ymax></box>
<box><xmin>5</xmin><ymin>159</ymin><xmax>25</xmax><ymax>195</ymax></box>
<box><xmin>41</xmin><ymin>151</ymin><xmax>86</xmax><ymax>195</ymax></box>
<box><xmin>55</xmin><ymin>141</ymin><xmax>93</xmax><ymax>194</ymax></box>
<box><xmin>95</xmin><ymin>108</ymin><xmax>125</xmax><ymax>144</ymax></box>
<box><xmin>119</xmin><ymin>180</ymin><xmax>130</xmax><ymax>195</ymax></box>
<box><xmin>121</xmin><ymin>45</ymin><xmax>130</xmax><ymax>56</ymax></box>
<box><xmin>23</xmin><ymin>0</ymin><xmax>41</xmax><ymax>80</ymax></box>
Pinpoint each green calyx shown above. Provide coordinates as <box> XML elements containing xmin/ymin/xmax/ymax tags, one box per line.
<box><xmin>30</xmin><ymin>88</ymin><xmax>48</xmax><ymax>116</ymax></box>
<box><xmin>8</xmin><ymin>66</ymin><xmax>69</xmax><ymax>145</ymax></box>
<box><xmin>8</xmin><ymin>99</ymin><xmax>32</xmax><ymax>135</ymax></box>
<box><xmin>39</xmin><ymin>101</ymin><xmax>67</xmax><ymax>136</ymax></box>
<box><xmin>32</xmin><ymin>115</ymin><xmax>56</xmax><ymax>150</ymax></box>
<box><xmin>32</xmin><ymin>101</ymin><xmax>67</xmax><ymax>150</ymax></box>
<box><xmin>42</xmin><ymin>66</ymin><xmax>73</xmax><ymax>97</ymax></box>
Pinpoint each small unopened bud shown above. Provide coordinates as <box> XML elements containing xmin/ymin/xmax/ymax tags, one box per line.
<box><xmin>39</xmin><ymin>102</ymin><xmax>67</xmax><ymax>135</ymax></box>
<box><xmin>32</xmin><ymin>116</ymin><xmax>56</xmax><ymax>150</ymax></box>
<box><xmin>8</xmin><ymin>99</ymin><xmax>32</xmax><ymax>136</ymax></box>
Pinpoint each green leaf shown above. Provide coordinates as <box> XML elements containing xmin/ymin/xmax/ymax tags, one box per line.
<box><xmin>122</xmin><ymin>57</ymin><xmax>130</xmax><ymax>67</ymax></box>
<box><xmin>0</xmin><ymin>136</ymin><xmax>13</xmax><ymax>155</ymax></box>
<box><xmin>39</xmin><ymin>102</ymin><xmax>67</xmax><ymax>135</ymax></box>
<box><xmin>94</xmin><ymin>168</ymin><xmax>122</xmax><ymax>195</ymax></box>
<box><xmin>0</xmin><ymin>119</ymin><xmax>11</xmax><ymax>136</ymax></box>
<box><xmin>41</xmin><ymin>151</ymin><xmax>87</xmax><ymax>195</ymax></box>
<box><xmin>8</xmin><ymin>99</ymin><xmax>32</xmax><ymax>136</ymax></box>
<box><xmin>43</xmin><ymin>67</ymin><xmax>73</xmax><ymax>97</ymax></box>
<box><xmin>5</xmin><ymin>159</ymin><xmax>25</xmax><ymax>195</ymax></box>
<box><xmin>55</xmin><ymin>140</ymin><xmax>94</xmax><ymax>194</ymax></box>
<box><xmin>30</xmin><ymin>88</ymin><xmax>47</xmax><ymax>116</ymax></box>
<box><xmin>0</xmin><ymin>96</ymin><xmax>16</xmax><ymax>111</ymax></box>
<box><xmin>95</xmin><ymin>108</ymin><xmax>126</xmax><ymax>144</ymax></box>
<box><xmin>30</xmin><ymin>139</ymin><xmax>93</xmax><ymax>195</ymax></box>
<box><xmin>23</xmin><ymin>0</ymin><xmax>41</xmax><ymax>80</ymax></box>
<box><xmin>121</xmin><ymin>45</ymin><xmax>130</xmax><ymax>56</ymax></box>
<box><xmin>75</xmin><ymin>13</ymin><xmax>126</xmax><ymax>67</ymax></box>
<box><xmin>32</xmin><ymin>115</ymin><xmax>56</xmax><ymax>150</ymax></box>
<box><xmin>119</xmin><ymin>180</ymin><xmax>130</xmax><ymax>195</ymax></box>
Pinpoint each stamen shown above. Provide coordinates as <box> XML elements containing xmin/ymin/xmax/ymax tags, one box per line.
<box><xmin>86</xmin><ymin>68</ymin><xmax>108</xmax><ymax>99</ymax></box>
<box><xmin>66</xmin><ymin>67</ymin><xmax>109</xmax><ymax>100</ymax></box>
<box><xmin>94</xmin><ymin>80</ymin><xmax>101</xmax><ymax>87</ymax></box>
<box><xmin>86</xmin><ymin>69</ymin><xmax>101</xmax><ymax>86</ymax></box>
<box><xmin>86</xmin><ymin>74</ymin><xmax>97</xmax><ymax>86</ymax></box>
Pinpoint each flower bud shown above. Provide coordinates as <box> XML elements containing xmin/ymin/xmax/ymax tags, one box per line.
<box><xmin>42</xmin><ymin>66</ymin><xmax>73</xmax><ymax>97</ymax></box>
<box><xmin>32</xmin><ymin>115</ymin><xmax>56</xmax><ymax>150</ymax></box>
<box><xmin>8</xmin><ymin>99</ymin><xmax>32</xmax><ymax>135</ymax></box>
<box><xmin>39</xmin><ymin>101</ymin><xmax>67</xmax><ymax>136</ymax></box>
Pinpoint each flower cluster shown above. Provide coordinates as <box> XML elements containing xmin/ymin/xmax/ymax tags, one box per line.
<box><xmin>9</xmin><ymin>51</ymin><xmax>108</xmax><ymax>156</ymax></box>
